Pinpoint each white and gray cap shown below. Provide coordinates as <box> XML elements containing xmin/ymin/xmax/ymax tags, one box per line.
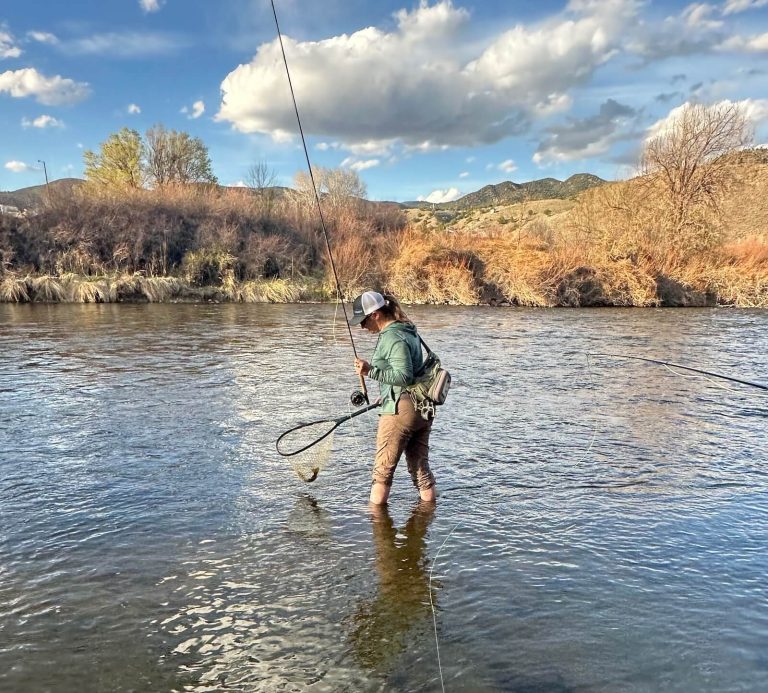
<box><xmin>349</xmin><ymin>291</ymin><xmax>386</xmax><ymax>325</ymax></box>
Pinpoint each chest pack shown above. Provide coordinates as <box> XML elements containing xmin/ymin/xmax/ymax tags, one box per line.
<box><xmin>407</xmin><ymin>336</ymin><xmax>452</xmax><ymax>419</ymax></box>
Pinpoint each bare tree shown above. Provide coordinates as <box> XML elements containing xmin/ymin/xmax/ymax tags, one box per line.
<box><xmin>245</xmin><ymin>161</ymin><xmax>277</xmax><ymax>216</ymax></box>
<box><xmin>293</xmin><ymin>166</ymin><xmax>367</xmax><ymax>215</ymax></box>
<box><xmin>641</xmin><ymin>102</ymin><xmax>753</xmax><ymax>236</ymax></box>
<box><xmin>145</xmin><ymin>124</ymin><xmax>217</xmax><ymax>187</ymax></box>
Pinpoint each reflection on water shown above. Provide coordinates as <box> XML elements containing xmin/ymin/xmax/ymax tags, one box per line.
<box><xmin>348</xmin><ymin>502</ymin><xmax>437</xmax><ymax>673</ymax></box>
<box><xmin>1</xmin><ymin>303</ymin><xmax>767</xmax><ymax>692</ymax></box>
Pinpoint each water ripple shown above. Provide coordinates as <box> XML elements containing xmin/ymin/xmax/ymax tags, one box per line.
<box><xmin>1</xmin><ymin>304</ymin><xmax>767</xmax><ymax>692</ymax></box>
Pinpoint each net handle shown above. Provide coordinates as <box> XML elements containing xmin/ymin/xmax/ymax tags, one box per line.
<box><xmin>276</xmin><ymin>401</ymin><xmax>381</xmax><ymax>457</ymax></box>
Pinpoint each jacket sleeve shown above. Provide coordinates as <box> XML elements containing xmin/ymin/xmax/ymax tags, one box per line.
<box><xmin>368</xmin><ymin>338</ymin><xmax>414</xmax><ymax>386</ymax></box>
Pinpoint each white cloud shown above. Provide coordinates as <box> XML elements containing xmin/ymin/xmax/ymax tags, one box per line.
<box><xmin>21</xmin><ymin>114</ymin><xmax>64</xmax><ymax>129</ymax></box>
<box><xmin>1</xmin><ymin>26</ymin><xmax>22</xmax><ymax>59</ymax></box>
<box><xmin>404</xmin><ymin>141</ymin><xmax>451</xmax><ymax>154</ymax></box>
<box><xmin>140</xmin><ymin>0</ymin><xmax>164</xmax><ymax>12</ymax></box>
<box><xmin>645</xmin><ymin>99</ymin><xmax>768</xmax><ymax>142</ymax></box>
<box><xmin>229</xmin><ymin>180</ymin><xmax>248</xmax><ymax>188</ymax></box>
<box><xmin>181</xmin><ymin>100</ymin><xmax>205</xmax><ymax>119</ymax></box>
<box><xmin>0</xmin><ymin>68</ymin><xmax>90</xmax><ymax>105</ymax></box>
<box><xmin>459</xmin><ymin>171</ymin><xmax>469</xmax><ymax>178</ymax></box>
<box><xmin>534</xmin><ymin>93</ymin><xmax>573</xmax><ymax>117</ymax></box>
<box><xmin>27</xmin><ymin>31</ymin><xmax>59</xmax><ymax>44</ymax></box>
<box><xmin>4</xmin><ymin>160</ymin><xmax>32</xmax><ymax>173</ymax></box>
<box><xmin>719</xmin><ymin>31</ymin><xmax>768</xmax><ymax>52</ymax></box>
<box><xmin>626</xmin><ymin>2</ymin><xmax>727</xmax><ymax>61</ymax></box>
<box><xmin>418</xmin><ymin>187</ymin><xmax>462</xmax><ymax>203</ymax></box>
<box><xmin>682</xmin><ymin>3</ymin><xmax>723</xmax><ymax>30</ymax></box>
<box><xmin>498</xmin><ymin>159</ymin><xmax>518</xmax><ymax>173</ymax></box>
<box><xmin>128</xmin><ymin>103</ymin><xmax>141</xmax><ymax>114</ymax></box>
<box><xmin>63</xmin><ymin>32</ymin><xmax>184</xmax><ymax>57</ymax></box>
<box><xmin>217</xmin><ymin>0</ymin><xmax>638</xmax><ymax>149</ymax></box>
<box><xmin>340</xmin><ymin>157</ymin><xmax>380</xmax><ymax>171</ymax></box>
<box><xmin>271</xmin><ymin>129</ymin><xmax>294</xmax><ymax>144</ymax></box>
<box><xmin>347</xmin><ymin>140</ymin><xmax>396</xmax><ymax>156</ymax></box>
<box><xmin>722</xmin><ymin>0</ymin><xmax>768</xmax><ymax>15</ymax></box>
<box><xmin>748</xmin><ymin>33</ymin><xmax>768</xmax><ymax>51</ymax></box>
<box><xmin>727</xmin><ymin>98</ymin><xmax>768</xmax><ymax>124</ymax></box>
<box><xmin>314</xmin><ymin>140</ymin><xmax>396</xmax><ymax>156</ymax></box>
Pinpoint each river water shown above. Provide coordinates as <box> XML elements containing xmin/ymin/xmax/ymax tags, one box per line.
<box><xmin>1</xmin><ymin>303</ymin><xmax>767</xmax><ymax>692</ymax></box>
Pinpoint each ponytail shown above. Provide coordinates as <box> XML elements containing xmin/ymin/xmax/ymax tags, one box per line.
<box><xmin>379</xmin><ymin>293</ymin><xmax>412</xmax><ymax>324</ymax></box>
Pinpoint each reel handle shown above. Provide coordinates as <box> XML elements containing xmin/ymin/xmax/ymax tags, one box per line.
<box><xmin>358</xmin><ymin>374</ymin><xmax>370</xmax><ymax>404</ymax></box>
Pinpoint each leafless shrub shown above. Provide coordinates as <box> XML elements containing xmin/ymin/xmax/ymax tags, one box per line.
<box><xmin>642</xmin><ymin>102</ymin><xmax>753</xmax><ymax>246</ymax></box>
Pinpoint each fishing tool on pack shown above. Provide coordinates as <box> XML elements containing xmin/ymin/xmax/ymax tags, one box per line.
<box><xmin>276</xmin><ymin>401</ymin><xmax>381</xmax><ymax>482</ymax></box>
<box><xmin>269</xmin><ymin>0</ymin><xmax>369</xmax><ymax>407</ymax></box>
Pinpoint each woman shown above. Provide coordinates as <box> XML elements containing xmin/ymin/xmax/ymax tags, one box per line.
<box><xmin>350</xmin><ymin>291</ymin><xmax>436</xmax><ymax>505</ymax></box>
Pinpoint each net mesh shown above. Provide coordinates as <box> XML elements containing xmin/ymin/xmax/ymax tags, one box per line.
<box><xmin>277</xmin><ymin>420</ymin><xmax>337</xmax><ymax>482</ymax></box>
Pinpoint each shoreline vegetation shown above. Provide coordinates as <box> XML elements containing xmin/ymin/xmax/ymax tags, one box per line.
<box><xmin>2</xmin><ymin>106</ymin><xmax>768</xmax><ymax>308</ymax></box>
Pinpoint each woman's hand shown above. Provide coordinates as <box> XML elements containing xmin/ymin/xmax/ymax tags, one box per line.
<box><xmin>354</xmin><ymin>357</ymin><xmax>371</xmax><ymax>376</ymax></box>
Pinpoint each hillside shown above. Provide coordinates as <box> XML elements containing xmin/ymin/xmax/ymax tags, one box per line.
<box><xmin>0</xmin><ymin>178</ymin><xmax>85</xmax><ymax>211</ymax></box>
<box><xmin>403</xmin><ymin>173</ymin><xmax>606</xmax><ymax>210</ymax></box>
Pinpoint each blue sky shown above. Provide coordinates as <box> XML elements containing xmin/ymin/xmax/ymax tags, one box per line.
<box><xmin>1</xmin><ymin>0</ymin><xmax>767</xmax><ymax>202</ymax></box>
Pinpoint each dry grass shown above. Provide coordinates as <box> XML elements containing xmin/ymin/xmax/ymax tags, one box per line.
<box><xmin>30</xmin><ymin>275</ymin><xmax>65</xmax><ymax>302</ymax></box>
<box><xmin>61</xmin><ymin>274</ymin><xmax>103</xmax><ymax>303</ymax></box>
<box><xmin>0</xmin><ymin>275</ymin><xmax>30</xmax><ymax>302</ymax></box>
<box><xmin>139</xmin><ymin>276</ymin><xmax>183</xmax><ymax>302</ymax></box>
<box><xmin>386</xmin><ymin>230</ymin><xmax>481</xmax><ymax>304</ymax></box>
<box><xmin>238</xmin><ymin>278</ymin><xmax>318</xmax><ymax>303</ymax></box>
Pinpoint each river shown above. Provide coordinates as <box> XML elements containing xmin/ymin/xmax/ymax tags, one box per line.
<box><xmin>1</xmin><ymin>303</ymin><xmax>767</xmax><ymax>692</ymax></box>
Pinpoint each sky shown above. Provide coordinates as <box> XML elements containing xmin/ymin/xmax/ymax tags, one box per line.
<box><xmin>1</xmin><ymin>0</ymin><xmax>768</xmax><ymax>203</ymax></box>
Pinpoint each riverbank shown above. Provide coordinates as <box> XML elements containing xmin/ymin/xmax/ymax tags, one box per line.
<box><xmin>2</xmin><ymin>151</ymin><xmax>767</xmax><ymax>307</ymax></box>
<box><xmin>1</xmin><ymin>263</ymin><xmax>766</xmax><ymax>307</ymax></box>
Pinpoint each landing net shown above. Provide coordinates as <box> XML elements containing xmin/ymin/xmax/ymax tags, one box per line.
<box><xmin>277</xmin><ymin>420</ymin><xmax>336</xmax><ymax>482</ymax></box>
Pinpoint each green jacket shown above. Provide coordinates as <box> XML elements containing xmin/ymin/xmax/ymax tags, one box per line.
<box><xmin>368</xmin><ymin>322</ymin><xmax>425</xmax><ymax>414</ymax></box>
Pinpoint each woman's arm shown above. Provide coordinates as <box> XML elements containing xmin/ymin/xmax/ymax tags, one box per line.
<box><xmin>367</xmin><ymin>339</ymin><xmax>414</xmax><ymax>386</ymax></box>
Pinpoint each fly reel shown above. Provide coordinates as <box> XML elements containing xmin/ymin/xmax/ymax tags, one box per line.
<box><xmin>350</xmin><ymin>390</ymin><xmax>368</xmax><ymax>407</ymax></box>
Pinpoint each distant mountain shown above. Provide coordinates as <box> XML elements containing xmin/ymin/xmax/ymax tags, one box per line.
<box><xmin>0</xmin><ymin>178</ymin><xmax>85</xmax><ymax>212</ymax></box>
<box><xmin>2</xmin><ymin>173</ymin><xmax>608</xmax><ymax>215</ymax></box>
<box><xmin>402</xmin><ymin>173</ymin><xmax>607</xmax><ymax>210</ymax></box>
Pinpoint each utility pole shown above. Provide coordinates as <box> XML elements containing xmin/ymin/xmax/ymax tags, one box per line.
<box><xmin>38</xmin><ymin>160</ymin><xmax>49</xmax><ymax>188</ymax></box>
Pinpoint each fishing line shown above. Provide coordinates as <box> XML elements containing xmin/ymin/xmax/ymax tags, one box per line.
<box><xmin>269</xmin><ymin>0</ymin><xmax>368</xmax><ymax>403</ymax></box>
<box><xmin>574</xmin><ymin>353</ymin><xmax>766</xmax><ymax>470</ymax></box>
<box><xmin>660</xmin><ymin>363</ymin><xmax>738</xmax><ymax>392</ymax></box>
<box><xmin>591</xmin><ymin>353</ymin><xmax>768</xmax><ymax>392</ymax></box>
<box><xmin>571</xmin><ymin>352</ymin><xmax>598</xmax><ymax>464</ymax></box>
<box><xmin>429</xmin><ymin>521</ymin><xmax>462</xmax><ymax>693</ymax></box>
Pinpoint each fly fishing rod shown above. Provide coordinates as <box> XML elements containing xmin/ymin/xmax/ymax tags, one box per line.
<box><xmin>592</xmin><ymin>353</ymin><xmax>768</xmax><ymax>391</ymax></box>
<box><xmin>270</xmin><ymin>0</ymin><xmax>369</xmax><ymax>406</ymax></box>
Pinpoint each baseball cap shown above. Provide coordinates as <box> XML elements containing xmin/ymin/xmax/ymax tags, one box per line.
<box><xmin>349</xmin><ymin>291</ymin><xmax>386</xmax><ymax>325</ymax></box>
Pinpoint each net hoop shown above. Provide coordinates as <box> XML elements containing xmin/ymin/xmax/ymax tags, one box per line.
<box><xmin>276</xmin><ymin>419</ymin><xmax>336</xmax><ymax>457</ymax></box>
